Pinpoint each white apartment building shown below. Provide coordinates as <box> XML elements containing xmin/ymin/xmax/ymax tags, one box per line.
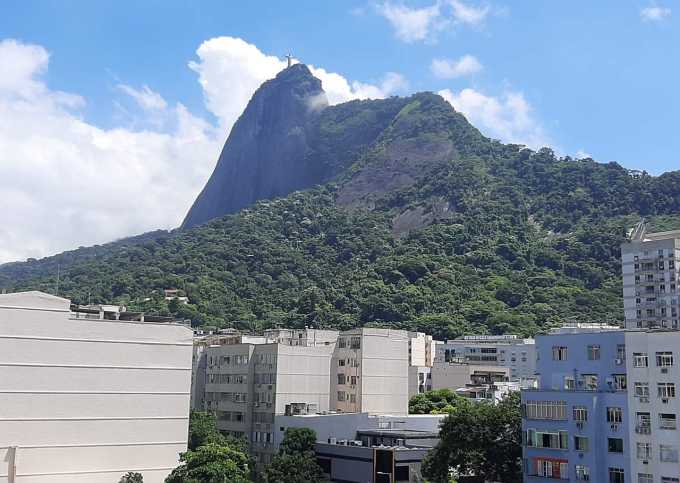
<box><xmin>436</xmin><ymin>334</ymin><xmax>536</xmax><ymax>381</ymax></box>
<box><xmin>203</xmin><ymin>329</ymin><xmax>336</xmax><ymax>465</ymax></box>
<box><xmin>626</xmin><ymin>329</ymin><xmax>680</xmax><ymax>481</ymax></box>
<box><xmin>407</xmin><ymin>331</ymin><xmax>438</xmax><ymax>397</ymax></box>
<box><xmin>331</xmin><ymin>328</ymin><xmax>410</xmax><ymax>416</ymax></box>
<box><xmin>0</xmin><ymin>291</ymin><xmax>193</xmax><ymax>483</ymax></box>
<box><xmin>621</xmin><ymin>226</ymin><xmax>680</xmax><ymax>329</ymax></box>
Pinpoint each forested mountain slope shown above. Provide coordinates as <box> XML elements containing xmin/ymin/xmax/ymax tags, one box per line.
<box><xmin>2</xmin><ymin>67</ymin><xmax>680</xmax><ymax>338</ymax></box>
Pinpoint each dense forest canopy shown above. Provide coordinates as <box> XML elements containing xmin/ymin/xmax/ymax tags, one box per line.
<box><xmin>2</xmin><ymin>90</ymin><xmax>680</xmax><ymax>339</ymax></box>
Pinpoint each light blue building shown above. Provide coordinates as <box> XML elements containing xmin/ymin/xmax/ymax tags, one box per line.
<box><xmin>522</xmin><ymin>325</ymin><xmax>630</xmax><ymax>482</ymax></box>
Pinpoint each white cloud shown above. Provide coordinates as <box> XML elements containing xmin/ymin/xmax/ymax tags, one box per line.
<box><xmin>641</xmin><ymin>6</ymin><xmax>671</xmax><ymax>21</ymax></box>
<box><xmin>449</xmin><ymin>0</ymin><xmax>490</xmax><ymax>25</ymax></box>
<box><xmin>438</xmin><ymin>87</ymin><xmax>549</xmax><ymax>149</ymax></box>
<box><xmin>117</xmin><ymin>84</ymin><xmax>167</xmax><ymax>110</ymax></box>
<box><xmin>376</xmin><ymin>1</ymin><xmax>490</xmax><ymax>42</ymax></box>
<box><xmin>189</xmin><ymin>36</ymin><xmax>408</xmax><ymax>131</ymax></box>
<box><xmin>575</xmin><ymin>149</ymin><xmax>591</xmax><ymax>159</ymax></box>
<box><xmin>431</xmin><ymin>55</ymin><xmax>483</xmax><ymax>78</ymax></box>
<box><xmin>0</xmin><ymin>37</ymin><xmax>407</xmax><ymax>263</ymax></box>
<box><xmin>376</xmin><ymin>2</ymin><xmax>443</xmax><ymax>43</ymax></box>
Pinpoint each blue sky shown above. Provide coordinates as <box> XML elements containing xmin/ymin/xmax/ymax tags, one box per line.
<box><xmin>0</xmin><ymin>0</ymin><xmax>678</xmax><ymax>262</ymax></box>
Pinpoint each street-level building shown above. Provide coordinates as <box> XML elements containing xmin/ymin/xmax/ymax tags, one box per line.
<box><xmin>621</xmin><ymin>226</ymin><xmax>680</xmax><ymax>329</ymax></box>
<box><xmin>0</xmin><ymin>291</ymin><xmax>193</xmax><ymax>483</ymax></box>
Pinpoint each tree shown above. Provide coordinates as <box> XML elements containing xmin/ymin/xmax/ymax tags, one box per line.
<box><xmin>409</xmin><ymin>388</ymin><xmax>459</xmax><ymax>414</ymax></box>
<box><xmin>422</xmin><ymin>392</ymin><xmax>522</xmax><ymax>483</ymax></box>
<box><xmin>264</xmin><ymin>428</ymin><xmax>324</xmax><ymax>483</ymax></box>
<box><xmin>119</xmin><ymin>472</ymin><xmax>143</xmax><ymax>483</ymax></box>
<box><xmin>165</xmin><ymin>443</ymin><xmax>252</xmax><ymax>483</ymax></box>
<box><xmin>188</xmin><ymin>411</ymin><xmax>224</xmax><ymax>450</ymax></box>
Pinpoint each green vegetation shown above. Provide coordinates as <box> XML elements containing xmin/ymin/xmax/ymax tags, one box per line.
<box><xmin>264</xmin><ymin>428</ymin><xmax>324</xmax><ymax>483</ymax></box>
<box><xmin>118</xmin><ymin>472</ymin><xmax>143</xmax><ymax>483</ymax></box>
<box><xmin>409</xmin><ymin>388</ymin><xmax>462</xmax><ymax>414</ymax></box>
<box><xmin>2</xmin><ymin>92</ymin><xmax>680</xmax><ymax>338</ymax></box>
<box><xmin>422</xmin><ymin>392</ymin><xmax>522</xmax><ymax>483</ymax></box>
<box><xmin>166</xmin><ymin>411</ymin><xmax>253</xmax><ymax>483</ymax></box>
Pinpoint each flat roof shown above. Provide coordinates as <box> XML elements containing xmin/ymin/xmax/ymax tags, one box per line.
<box><xmin>356</xmin><ymin>429</ymin><xmax>439</xmax><ymax>439</ymax></box>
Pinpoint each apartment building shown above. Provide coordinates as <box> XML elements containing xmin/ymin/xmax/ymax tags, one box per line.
<box><xmin>436</xmin><ymin>334</ymin><xmax>536</xmax><ymax>382</ymax></box>
<box><xmin>626</xmin><ymin>330</ymin><xmax>680</xmax><ymax>482</ymax></box>
<box><xmin>0</xmin><ymin>291</ymin><xmax>193</xmax><ymax>483</ymax></box>
<box><xmin>407</xmin><ymin>331</ymin><xmax>438</xmax><ymax>397</ymax></box>
<box><xmin>522</xmin><ymin>325</ymin><xmax>629</xmax><ymax>482</ymax></box>
<box><xmin>621</xmin><ymin>226</ymin><xmax>680</xmax><ymax>329</ymax></box>
<box><xmin>203</xmin><ymin>328</ymin><xmax>337</xmax><ymax>465</ymax></box>
<box><xmin>330</xmin><ymin>328</ymin><xmax>410</xmax><ymax>415</ymax></box>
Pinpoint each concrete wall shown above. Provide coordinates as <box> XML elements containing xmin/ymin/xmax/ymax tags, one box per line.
<box><xmin>0</xmin><ymin>292</ymin><xmax>193</xmax><ymax>483</ymax></box>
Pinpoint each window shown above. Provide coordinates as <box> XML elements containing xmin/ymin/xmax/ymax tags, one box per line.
<box><xmin>564</xmin><ymin>377</ymin><xmax>575</xmax><ymax>390</ymax></box>
<box><xmin>583</xmin><ymin>374</ymin><xmax>598</xmax><ymax>390</ymax></box>
<box><xmin>638</xmin><ymin>474</ymin><xmax>653</xmax><ymax>483</ymax></box>
<box><xmin>350</xmin><ymin>336</ymin><xmax>361</xmax><ymax>349</ymax></box>
<box><xmin>552</xmin><ymin>346</ymin><xmax>568</xmax><ymax>361</ymax></box>
<box><xmin>337</xmin><ymin>373</ymin><xmax>346</xmax><ymax>385</ymax></box>
<box><xmin>573</xmin><ymin>406</ymin><xmax>588</xmax><ymax>422</ymax></box>
<box><xmin>575</xmin><ymin>465</ymin><xmax>590</xmax><ymax>481</ymax></box>
<box><xmin>532</xmin><ymin>458</ymin><xmax>568</xmax><ymax>479</ymax></box>
<box><xmin>608</xmin><ymin>438</ymin><xmax>624</xmax><ymax>453</ymax></box>
<box><xmin>634</xmin><ymin>352</ymin><xmax>649</xmax><ymax>367</ymax></box>
<box><xmin>614</xmin><ymin>374</ymin><xmax>627</xmax><ymax>391</ymax></box>
<box><xmin>637</xmin><ymin>412</ymin><xmax>651</xmax><ymax>433</ymax></box>
<box><xmin>587</xmin><ymin>345</ymin><xmax>600</xmax><ymax>360</ymax></box>
<box><xmin>660</xmin><ymin>413</ymin><xmax>677</xmax><ymax>429</ymax></box>
<box><xmin>637</xmin><ymin>442</ymin><xmax>651</xmax><ymax>460</ymax></box>
<box><xmin>337</xmin><ymin>391</ymin><xmax>345</xmax><ymax>402</ymax></box>
<box><xmin>350</xmin><ymin>375</ymin><xmax>357</xmax><ymax>385</ymax></box>
<box><xmin>523</xmin><ymin>401</ymin><xmax>567</xmax><ymax>420</ymax></box>
<box><xmin>574</xmin><ymin>436</ymin><xmax>589</xmax><ymax>451</ymax></box>
<box><xmin>617</xmin><ymin>344</ymin><xmax>626</xmax><ymax>360</ymax></box>
<box><xmin>635</xmin><ymin>382</ymin><xmax>650</xmax><ymax>398</ymax></box>
<box><xmin>526</xmin><ymin>429</ymin><xmax>569</xmax><ymax>449</ymax></box>
<box><xmin>660</xmin><ymin>445</ymin><xmax>679</xmax><ymax>462</ymax></box>
<box><xmin>657</xmin><ymin>351</ymin><xmax>674</xmax><ymax>367</ymax></box>
<box><xmin>338</xmin><ymin>338</ymin><xmax>347</xmax><ymax>349</ymax></box>
<box><xmin>609</xmin><ymin>468</ymin><xmax>625</xmax><ymax>483</ymax></box>
<box><xmin>658</xmin><ymin>382</ymin><xmax>676</xmax><ymax>398</ymax></box>
<box><xmin>662</xmin><ymin>478</ymin><xmax>680</xmax><ymax>483</ymax></box>
<box><xmin>607</xmin><ymin>407</ymin><xmax>623</xmax><ymax>423</ymax></box>
<box><xmin>338</xmin><ymin>359</ymin><xmax>345</xmax><ymax>366</ymax></box>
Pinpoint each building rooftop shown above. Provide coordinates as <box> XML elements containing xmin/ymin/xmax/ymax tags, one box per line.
<box><xmin>356</xmin><ymin>429</ymin><xmax>439</xmax><ymax>439</ymax></box>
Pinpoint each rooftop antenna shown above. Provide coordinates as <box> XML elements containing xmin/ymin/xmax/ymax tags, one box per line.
<box><xmin>285</xmin><ymin>53</ymin><xmax>293</xmax><ymax>68</ymax></box>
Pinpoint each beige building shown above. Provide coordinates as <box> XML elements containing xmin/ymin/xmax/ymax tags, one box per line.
<box><xmin>621</xmin><ymin>225</ymin><xmax>680</xmax><ymax>329</ymax></box>
<box><xmin>0</xmin><ymin>291</ymin><xmax>193</xmax><ymax>483</ymax></box>
<box><xmin>331</xmin><ymin>328</ymin><xmax>410</xmax><ymax>415</ymax></box>
<box><xmin>203</xmin><ymin>329</ymin><xmax>338</xmax><ymax>465</ymax></box>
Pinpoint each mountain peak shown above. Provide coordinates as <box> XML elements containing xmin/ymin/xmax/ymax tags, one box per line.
<box><xmin>181</xmin><ymin>63</ymin><xmax>328</xmax><ymax>229</ymax></box>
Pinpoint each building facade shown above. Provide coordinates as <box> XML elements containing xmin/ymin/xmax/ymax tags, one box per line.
<box><xmin>436</xmin><ymin>334</ymin><xmax>536</xmax><ymax>382</ymax></box>
<box><xmin>0</xmin><ymin>291</ymin><xmax>193</xmax><ymax>483</ymax></box>
<box><xmin>621</xmin><ymin>227</ymin><xmax>680</xmax><ymax>330</ymax></box>
<box><xmin>330</xmin><ymin>328</ymin><xmax>410</xmax><ymax>415</ymax></box>
<box><xmin>522</xmin><ymin>326</ymin><xmax>629</xmax><ymax>482</ymax></box>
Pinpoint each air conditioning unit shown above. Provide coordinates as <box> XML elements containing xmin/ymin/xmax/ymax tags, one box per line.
<box><xmin>610</xmin><ymin>424</ymin><xmax>619</xmax><ymax>431</ymax></box>
<box><xmin>642</xmin><ymin>460</ymin><xmax>649</xmax><ymax>465</ymax></box>
<box><xmin>615</xmin><ymin>358</ymin><xmax>624</xmax><ymax>365</ymax></box>
<box><xmin>662</xmin><ymin>398</ymin><xmax>670</xmax><ymax>404</ymax></box>
<box><xmin>661</xmin><ymin>368</ymin><xmax>669</xmax><ymax>374</ymax></box>
<box><xmin>639</xmin><ymin>397</ymin><xmax>650</xmax><ymax>403</ymax></box>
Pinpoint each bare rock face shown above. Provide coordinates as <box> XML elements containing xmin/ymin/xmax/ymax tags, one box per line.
<box><xmin>182</xmin><ymin>64</ymin><xmax>328</xmax><ymax>229</ymax></box>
